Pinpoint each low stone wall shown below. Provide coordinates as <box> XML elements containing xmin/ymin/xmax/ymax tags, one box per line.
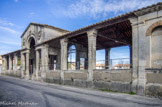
<box><xmin>63</xmin><ymin>70</ymin><xmax>88</xmax><ymax>86</ymax></box>
<box><xmin>93</xmin><ymin>69</ymin><xmax>132</xmax><ymax>92</ymax></box>
<box><xmin>1</xmin><ymin>70</ymin><xmax>21</xmax><ymax>78</ymax></box>
<box><xmin>46</xmin><ymin>71</ymin><xmax>61</xmax><ymax>79</ymax></box>
<box><xmin>146</xmin><ymin>73</ymin><xmax>162</xmax><ymax>84</ymax></box>
<box><xmin>93</xmin><ymin>69</ymin><xmax>132</xmax><ymax>82</ymax></box>
<box><xmin>64</xmin><ymin>70</ymin><xmax>88</xmax><ymax>80</ymax></box>
<box><xmin>42</xmin><ymin>69</ymin><xmax>132</xmax><ymax>92</ymax></box>
<box><xmin>43</xmin><ymin>71</ymin><xmax>62</xmax><ymax>84</ymax></box>
<box><xmin>145</xmin><ymin>69</ymin><xmax>162</xmax><ymax>98</ymax></box>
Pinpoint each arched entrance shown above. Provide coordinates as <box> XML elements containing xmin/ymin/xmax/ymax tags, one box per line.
<box><xmin>29</xmin><ymin>37</ymin><xmax>36</xmax><ymax>78</ymax></box>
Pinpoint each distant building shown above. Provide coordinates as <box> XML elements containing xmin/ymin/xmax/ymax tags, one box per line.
<box><xmin>113</xmin><ymin>64</ymin><xmax>130</xmax><ymax>69</ymax></box>
<box><xmin>96</xmin><ymin>64</ymin><xmax>105</xmax><ymax>69</ymax></box>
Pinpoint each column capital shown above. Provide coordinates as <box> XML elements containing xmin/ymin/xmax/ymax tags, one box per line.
<box><xmin>14</xmin><ymin>53</ymin><xmax>17</xmax><ymax>56</ymax></box>
<box><xmin>128</xmin><ymin>17</ymin><xmax>138</xmax><ymax>26</ymax></box>
<box><xmin>60</xmin><ymin>38</ymin><xmax>68</xmax><ymax>46</ymax></box>
<box><xmin>35</xmin><ymin>45</ymin><xmax>43</xmax><ymax>51</ymax></box>
<box><xmin>44</xmin><ymin>44</ymin><xmax>49</xmax><ymax>48</ymax></box>
<box><xmin>87</xmin><ymin>29</ymin><xmax>97</xmax><ymax>37</ymax></box>
<box><xmin>26</xmin><ymin>50</ymin><xmax>30</xmax><ymax>53</ymax></box>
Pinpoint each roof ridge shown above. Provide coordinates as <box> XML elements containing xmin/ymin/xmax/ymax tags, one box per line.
<box><xmin>30</xmin><ymin>22</ymin><xmax>70</xmax><ymax>32</ymax></box>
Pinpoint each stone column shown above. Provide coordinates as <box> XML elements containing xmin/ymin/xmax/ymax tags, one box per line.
<box><xmin>35</xmin><ymin>49</ymin><xmax>40</xmax><ymax>80</ymax></box>
<box><xmin>26</xmin><ymin>51</ymin><xmax>30</xmax><ymax>79</ymax></box>
<box><xmin>60</xmin><ymin>38</ymin><xmax>68</xmax><ymax>80</ymax></box>
<box><xmin>41</xmin><ymin>44</ymin><xmax>49</xmax><ymax>72</ymax></box>
<box><xmin>21</xmin><ymin>52</ymin><xmax>25</xmax><ymax>78</ymax></box>
<box><xmin>1</xmin><ymin>57</ymin><xmax>4</xmax><ymax>73</ymax></box>
<box><xmin>105</xmin><ymin>48</ymin><xmax>111</xmax><ymax>69</ymax></box>
<box><xmin>14</xmin><ymin>53</ymin><xmax>18</xmax><ymax>71</ymax></box>
<box><xmin>9</xmin><ymin>55</ymin><xmax>12</xmax><ymax>75</ymax></box>
<box><xmin>87</xmin><ymin>29</ymin><xmax>97</xmax><ymax>81</ymax></box>
<box><xmin>2</xmin><ymin>57</ymin><xmax>7</xmax><ymax>74</ymax></box>
<box><xmin>14</xmin><ymin>53</ymin><xmax>18</xmax><ymax>76</ymax></box>
<box><xmin>129</xmin><ymin>17</ymin><xmax>146</xmax><ymax>95</ymax></box>
<box><xmin>130</xmin><ymin>18</ymin><xmax>139</xmax><ymax>94</ymax></box>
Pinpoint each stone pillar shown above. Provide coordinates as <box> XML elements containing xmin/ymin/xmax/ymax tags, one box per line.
<box><xmin>36</xmin><ymin>49</ymin><xmax>40</xmax><ymax>80</ymax></box>
<box><xmin>129</xmin><ymin>17</ymin><xmax>146</xmax><ymax>95</ymax></box>
<box><xmin>9</xmin><ymin>55</ymin><xmax>12</xmax><ymax>75</ymax></box>
<box><xmin>26</xmin><ymin>51</ymin><xmax>30</xmax><ymax>79</ymax></box>
<box><xmin>87</xmin><ymin>29</ymin><xmax>97</xmax><ymax>81</ymax></box>
<box><xmin>60</xmin><ymin>38</ymin><xmax>68</xmax><ymax>80</ymax></box>
<box><xmin>130</xmin><ymin>18</ymin><xmax>138</xmax><ymax>94</ymax></box>
<box><xmin>21</xmin><ymin>52</ymin><xmax>25</xmax><ymax>78</ymax></box>
<box><xmin>2</xmin><ymin>57</ymin><xmax>7</xmax><ymax>74</ymax></box>
<box><xmin>14</xmin><ymin>53</ymin><xmax>18</xmax><ymax>71</ymax></box>
<box><xmin>105</xmin><ymin>48</ymin><xmax>111</xmax><ymax>69</ymax></box>
<box><xmin>14</xmin><ymin>53</ymin><xmax>18</xmax><ymax>76</ymax></box>
<box><xmin>41</xmin><ymin>44</ymin><xmax>49</xmax><ymax>72</ymax></box>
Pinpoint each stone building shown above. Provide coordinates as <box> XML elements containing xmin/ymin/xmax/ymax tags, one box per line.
<box><xmin>1</xmin><ymin>2</ymin><xmax>162</xmax><ymax>97</ymax></box>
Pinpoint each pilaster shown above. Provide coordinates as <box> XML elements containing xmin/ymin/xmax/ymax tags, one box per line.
<box><xmin>87</xmin><ymin>29</ymin><xmax>97</xmax><ymax>81</ymax></box>
<box><xmin>129</xmin><ymin>17</ymin><xmax>146</xmax><ymax>95</ymax></box>
<box><xmin>14</xmin><ymin>53</ymin><xmax>18</xmax><ymax>71</ymax></box>
<box><xmin>60</xmin><ymin>38</ymin><xmax>68</xmax><ymax>80</ymax></box>
<box><xmin>41</xmin><ymin>44</ymin><xmax>49</xmax><ymax>72</ymax></box>
<box><xmin>35</xmin><ymin>49</ymin><xmax>40</xmax><ymax>80</ymax></box>
<box><xmin>26</xmin><ymin>50</ymin><xmax>30</xmax><ymax>79</ymax></box>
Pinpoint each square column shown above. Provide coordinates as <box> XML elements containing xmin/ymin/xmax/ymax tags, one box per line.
<box><xmin>2</xmin><ymin>56</ymin><xmax>7</xmax><ymax>74</ymax></box>
<box><xmin>105</xmin><ymin>48</ymin><xmax>111</xmax><ymax>69</ymax></box>
<box><xmin>25</xmin><ymin>50</ymin><xmax>30</xmax><ymax>79</ymax></box>
<box><xmin>21</xmin><ymin>52</ymin><xmax>25</xmax><ymax>78</ymax></box>
<box><xmin>129</xmin><ymin>17</ymin><xmax>146</xmax><ymax>95</ymax></box>
<box><xmin>35</xmin><ymin>49</ymin><xmax>40</xmax><ymax>80</ymax></box>
<box><xmin>14</xmin><ymin>53</ymin><xmax>18</xmax><ymax>71</ymax></box>
<box><xmin>41</xmin><ymin>44</ymin><xmax>49</xmax><ymax>72</ymax></box>
<box><xmin>9</xmin><ymin>55</ymin><xmax>12</xmax><ymax>75</ymax></box>
<box><xmin>60</xmin><ymin>38</ymin><xmax>68</xmax><ymax>80</ymax></box>
<box><xmin>87</xmin><ymin>29</ymin><xmax>97</xmax><ymax>81</ymax></box>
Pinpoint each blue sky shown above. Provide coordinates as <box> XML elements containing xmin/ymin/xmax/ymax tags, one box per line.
<box><xmin>0</xmin><ymin>0</ymin><xmax>161</xmax><ymax>60</ymax></box>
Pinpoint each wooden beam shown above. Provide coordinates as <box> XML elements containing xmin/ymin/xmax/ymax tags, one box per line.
<box><xmin>94</xmin><ymin>33</ymin><xmax>129</xmax><ymax>45</ymax></box>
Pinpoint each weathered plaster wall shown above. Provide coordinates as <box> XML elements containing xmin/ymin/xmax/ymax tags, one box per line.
<box><xmin>43</xmin><ymin>28</ymin><xmax>64</xmax><ymax>41</ymax></box>
<box><xmin>46</xmin><ymin>71</ymin><xmax>61</xmax><ymax>79</ymax></box>
<box><xmin>146</xmin><ymin>73</ymin><xmax>162</xmax><ymax>84</ymax></box>
<box><xmin>93</xmin><ymin>70</ymin><xmax>131</xmax><ymax>82</ymax></box>
<box><xmin>64</xmin><ymin>71</ymin><xmax>88</xmax><ymax>80</ymax></box>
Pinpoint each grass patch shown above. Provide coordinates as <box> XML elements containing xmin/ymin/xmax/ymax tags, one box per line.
<box><xmin>99</xmin><ymin>89</ymin><xmax>136</xmax><ymax>95</ymax></box>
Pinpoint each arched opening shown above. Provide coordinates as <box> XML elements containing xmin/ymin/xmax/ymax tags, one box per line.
<box><xmin>29</xmin><ymin>37</ymin><xmax>36</xmax><ymax>76</ymax></box>
<box><xmin>68</xmin><ymin>45</ymin><xmax>76</xmax><ymax>70</ymax></box>
<box><xmin>151</xmin><ymin>26</ymin><xmax>162</xmax><ymax>68</ymax></box>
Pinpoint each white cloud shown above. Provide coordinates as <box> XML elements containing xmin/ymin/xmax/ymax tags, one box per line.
<box><xmin>61</xmin><ymin>0</ymin><xmax>161</xmax><ymax>18</ymax></box>
<box><xmin>0</xmin><ymin>26</ymin><xmax>20</xmax><ymax>34</ymax></box>
<box><xmin>0</xmin><ymin>18</ymin><xmax>14</xmax><ymax>26</ymax></box>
